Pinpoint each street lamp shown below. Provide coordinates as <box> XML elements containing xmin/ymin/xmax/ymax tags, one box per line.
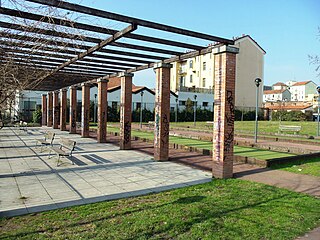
<box><xmin>317</xmin><ymin>86</ymin><xmax>320</xmax><ymax>136</ymax></box>
<box><xmin>94</xmin><ymin>94</ymin><xmax>97</xmax><ymax>123</ymax></box>
<box><xmin>254</xmin><ymin>78</ymin><xmax>262</xmax><ymax>143</ymax></box>
<box><xmin>140</xmin><ymin>91</ymin><xmax>144</xmax><ymax>128</ymax></box>
<box><xmin>193</xmin><ymin>94</ymin><xmax>197</xmax><ymax>127</ymax></box>
<box><xmin>175</xmin><ymin>97</ymin><xmax>178</xmax><ymax>123</ymax></box>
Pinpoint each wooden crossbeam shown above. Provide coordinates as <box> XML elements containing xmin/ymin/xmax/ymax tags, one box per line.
<box><xmin>25</xmin><ymin>0</ymin><xmax>234</xmax><ymax>44</ymax></box>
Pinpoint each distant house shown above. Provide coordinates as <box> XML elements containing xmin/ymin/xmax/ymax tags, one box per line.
<box><xmin>263</xmin><ymin>89</ymin><xmax>291</xmax><ymax>102</ymax></box>
<box><xmin>289</xmin><ymin>80</ymin><xmax>317</xmax><ymax>102</ymax></box>
<box><xmin>272</xmin><ymin>82</ymin><xmax>288</xmax><ymax>91</ymax></box>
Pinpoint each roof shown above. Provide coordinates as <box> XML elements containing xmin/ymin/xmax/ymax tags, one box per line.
<box><xmin>263</xmin><ymin>89</ymin><xmax>287</xmax><ymax>94</ymax></box>
<box><xmin>292</xmin><ymin>81</ymin><xmax>311</xmax><ymax>86</ymax></box>
<box><xmin>234</xmin><ymin>35</ymin><xmax>266</xmax><ymax>54</ymax></box>
<box><xmin>272</xmin><ymin>82</ymin><xmax>287</xmax><ymax>87</ymax></box>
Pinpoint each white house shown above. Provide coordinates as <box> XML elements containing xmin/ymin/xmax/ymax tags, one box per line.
<box><xmin>289</xmin><ymin>81</ymin><xmax>317</xmax><ymax>102</ymax></box>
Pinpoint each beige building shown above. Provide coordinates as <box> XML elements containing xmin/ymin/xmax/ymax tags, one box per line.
<box><xmin>170</xmin><ymin>35</ymin><xmax>266</xmax><ymax>108</ymax></box>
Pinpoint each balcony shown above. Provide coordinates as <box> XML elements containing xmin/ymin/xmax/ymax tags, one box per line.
<box><xmin>178</xmin><ymin>86</ymin><xmax>214</xmax><ymax>94</ymax></box>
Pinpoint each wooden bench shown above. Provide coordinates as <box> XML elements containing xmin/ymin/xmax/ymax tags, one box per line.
<box><xmin>278</xmin><ymin>125</ymin><xmax>301</xmax><ymax>134</ymax></box>
<box><xmin>205</xmin><ymin>121</ymin><xmax>214</xmax><ymax>128</ymax></box>
<box><xmin>48</xmin><ymin>137</ymin><xmax>76</xmax><ymax>166</ymax></box>
<box><xmin>36</xmin><ymin>131</ymin><xmax>55</xmax><ymax>152</ymax></box>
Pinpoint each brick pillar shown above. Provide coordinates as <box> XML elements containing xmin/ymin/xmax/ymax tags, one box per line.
<box><xmin>154</xmin><ymin>63</ymin><xmax>172</xmax><ymax>161</ymax></box>
<box><xmin>119</xmin><ymin>73</ymin><xmax>133</xmax><ymax>149</ymax></box>
<box><xmin>97</xmin><ymin>79</ymin><xmax>108</xmax><ymax>143</ymax></box>
<box><xmin>69</xmin><ymin>86</ymin><xmax>77</xmax><ymax>134</ymax></box>
<box><xmin>53</xmin><ymin>91</ymin><xmax>59</xmax><ymax>129</ymax></box>
<box><xmin>81</xmin><ymin>83</ymin><xmax>90</xmax><ymax>137</ymax></box>
<box><xmin>212</xmin><ymin>45</ymin><xmax>239</xmax><ymax>179</ymax></box>
<box><xmin>47</xmin><ymin>92</ymin><xmax>53</xmax><ymax>127</ymax></box>
<box><xmin>41</xmin><ymin>94</ymin><xmax>47</xmax><ymax>126</ymax></box>
<box><xmin>60</xmin><ymin>89</ymin><xmax>67</xmax><ymax>131</ymax></box>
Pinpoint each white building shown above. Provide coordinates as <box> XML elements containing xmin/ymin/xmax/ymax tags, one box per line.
<box><xmin>289</xmin><ymin>81</ymin><xmax>317</xmax><ymax>102</ymax></box>
<box><xmin>170</xmin><ymin>35</ymin><xmax>266</xmax><ymax>108</ymax></box>
<box><xmin>263</xmin><ymin>89</ymin><xmax>291</xmax><ymax>102</ymax></box>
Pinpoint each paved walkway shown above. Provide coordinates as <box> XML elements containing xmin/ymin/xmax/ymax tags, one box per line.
<box><xmin>0</xmin><ymin>127</ymin><xmax>211</xmax><ymax>217</ymax></box>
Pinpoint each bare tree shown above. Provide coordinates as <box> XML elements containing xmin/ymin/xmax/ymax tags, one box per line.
<box><xmin>309</xmin><ymin>27</ymin><xmax>320</xmax><ymax>78</ymax></box>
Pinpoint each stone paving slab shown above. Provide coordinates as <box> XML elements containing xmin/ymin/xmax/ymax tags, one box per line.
<box><xmin>0</xmin><ymin>127</ymin><xmax>211</xmax><ymax>217</ymax></box>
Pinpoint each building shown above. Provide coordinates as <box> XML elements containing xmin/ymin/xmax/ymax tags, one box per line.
<box><xmin>170</xmin><ymin>35</ymin><xmax>266</xmax><ymax>108</ymax></box>
<box><xmin>263</xmin><ymin>89</ymin><xmax>291</xmax><ymax>102</ymax></box>
<box><xmin>289</xmin><ymin>80</ymin><xmax>317</xmax><ymax>102</ymax></box>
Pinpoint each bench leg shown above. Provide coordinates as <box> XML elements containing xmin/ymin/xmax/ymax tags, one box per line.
<box><xmin>56</xmin><ymin>155</ymin><xmax>60</xmax><ymax>167</ymax></box>
<box><xmin>48</xmin><ymin>149</ymin><xmax>52</xmax><ymax>159</ymax></box>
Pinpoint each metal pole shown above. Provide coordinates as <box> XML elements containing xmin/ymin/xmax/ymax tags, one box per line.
<box><xmin>140</xmin><ymin>91</ymin><xmax>143</xmax><ymax>128</ymax></box>
<box><xmin>94</xmin><ymin>94</ymin><xmax>97</xmax><ymax>123</ymax></box>
<box><xmin>175</xmin><ymin>98</ymin><xmax>178</xmax><ymax>123</ymax></box>
<box><xmin>193</xmin><ymin>95</ymin><xmax>197</xmax><ymax>127</ymax></box>
<box><xmin>254</xmin><ymin>84</ymin><xmax>259</xmax><ymax>143</ymax></box>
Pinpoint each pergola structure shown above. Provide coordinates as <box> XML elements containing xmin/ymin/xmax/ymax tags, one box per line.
<box><xmin>1</xmin><ymin>0</ymin><xmax>239</xmax><ymax>178</ymax></box>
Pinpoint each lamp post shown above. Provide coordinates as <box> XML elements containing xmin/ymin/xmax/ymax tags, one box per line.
<box><xmin>175</xmin><ymin>98</ymin><xmax>178</xmax><ymax>123</ymax></box>
<box><xmin>193</xmin><ymin>94</ymin><xmax>197</xmax><ymax>127</ymax></box>
<box><xmin>254</xmin><ymin>78</ymin><xmax>262</xmax><ymax>143</ymax></box>
<box><xmin>317</xmin><ymin>86</ymin><xmax>320</xmax><ymax>137</ymax></box>
<box><xmin>140</xmin><ymin>91</ymin><xmax>144</xmax><ymax>128</ymax></box>
<box><xmin>94</xmin><ymin>94</ymin><xmax>97</xmax><ymax>123</ymax></box>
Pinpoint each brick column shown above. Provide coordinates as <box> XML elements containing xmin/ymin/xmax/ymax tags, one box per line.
<box><xmin>60</xmin><ymin>89</ymin><xmax>67</xmax><ymax>131</ymax></box>
<box><xmin>41</xmin><ymin>94</ymin><xmax>47</xmax><ymax>126</ymax></box>
<box><xmin>47</xmin><ymin>92</ymin><xmax>53</xmax><ymax>127</ymax></box>
<box><xmin>119</xmin><ymin>73</ymin><xmax>133</xmax><ymax>149</ymax></box>
<box><xmin>69</xmin><ymin>86</ymin><xmax>77</xmax><ymax>134</ymax></box>
<box><xmin>212</xmin><ymin>45</ymin><xmax>239</xmax><ymax>179</ymax></box>
<box><xmin>53</xmin><ymin>91</ymin><xmax>59</xmax><ymax>129</ymax></box>
<box><xmin>97</xmin><ymin>79</ymin><xmax>108</xmax><ymax>143</ymax></box>
<box><xmin>154</xmin><ymin>63</ymin><xmax>172</xmax><ymax>161</ymax></box>
<box><xmin>81</xmin><ymin>83</ymin><xmax>90</xmax><ymax>137</ymax></box>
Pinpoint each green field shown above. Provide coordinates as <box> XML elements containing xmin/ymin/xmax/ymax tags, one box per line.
<box><xmin>1</xmin><ymin>179</ymin><xmax>319</xmax><ymax>240</ymax></box>
<box><xmin>104</xmin><ymin>126</ymin><xmax>294</xmax><ymax>160</ymax></box>
<box><xmin>168</xmin><ymin>121</ymin><xmax>320</xmax><ymax>137</ymax></box>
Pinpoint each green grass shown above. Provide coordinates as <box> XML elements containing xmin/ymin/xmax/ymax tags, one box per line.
<box><xmin>105</xmin><ymin>126</ymin><xmax>294</xmax><ymax>160</ymax></box>
<box><xmin>271</xmin><ymin>158</ymin><xmax>320</xmax><ymax>177</ymax></box>
<box><xmin>169</xmin><ymin>121</ymin><xmax>320</xmax><ymax>137</ymax></box>
<box><xmin>1</xmin><ymin>179</ymin><xmax>319</xmax><ymax>240</ymax></box>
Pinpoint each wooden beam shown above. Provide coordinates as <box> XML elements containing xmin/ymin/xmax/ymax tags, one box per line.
<box><xmin>25</xmin><ymin>0</ymin><xmax>234</xmax><ymax>44</ymax></box>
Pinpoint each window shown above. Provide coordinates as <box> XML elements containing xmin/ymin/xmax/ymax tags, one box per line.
<box><xmin>189</xmin><ymin>60</ymin><xmax>193</xmax><ymax>68</ymax></box>
<box><xmin>203</xmin><ymin>102</ymin><xmax>208</xmax><ymax>107</ymax></box>
<box><xmin>179</xmin><ymin>101</ymin><xmax>186</xmax><ymax>106</ymax></box>
<box><xmin>190</xmin><ymin>75</ymin><xmax>193</xmax><ymax>83</ymax></box>
<box><xmin>202</xmin><ymin>78</ymin><xmax>206</xmax><ymax>88</ymax></box>
<box><xmin>203</xmin><ymin>62</ymin><xmax>206</xmax><ymax>71</ymax></box>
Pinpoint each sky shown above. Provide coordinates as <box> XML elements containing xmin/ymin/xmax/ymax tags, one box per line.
<box><xmin>70</xmin><ymin>0</ymin><xmax>319</xmax><ymax>88</ymax></box>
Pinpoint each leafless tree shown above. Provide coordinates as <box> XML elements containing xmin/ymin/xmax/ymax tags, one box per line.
<box><xmin>309</xmin><ymin>27</ymin><xmax>320</xmax><ymax>78</ymax></box>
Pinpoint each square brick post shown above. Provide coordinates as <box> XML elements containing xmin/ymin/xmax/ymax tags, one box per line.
<box><xmin>81</xmin><ymin>83</ymin><xmax>90</xmax><ymax>137</ymax></box>
<box><xmin>41</xmin><ymin>94</ymin><xmax>47</xmax><ymax>126</ymax></box>
<box><xmin>60</xmin><ymin>89</ymin><xmax>67</xmax><ymax>131</ymax></box>
<box><xmin>47</xmin><ymin>92</ymin><xmax>53</xmax><ymax>127</ymax></box>
<box><xmin>97</xmin><ymin>79</ymin><xmax>108</xmax><ymax>143</ymax></box>
<box><xmin>154</xmin><ymin>63</ymin><xmax>172</xmax><ymax>161</ymax></box>
<box><xmin>53</xmin><ymin>91</ymin><xmax>59</xmax><ymax>129</ymax></box>
<box><xmin>212</xmin><ymin>45</ymin><xmax>239</xmax><ymax>179</ymax></box>
<box><xmin>119</xmin><ymin>73</ymin><xmax>133</xmax><ymax>149</ymax></box>
<box><xmin>69</xmin><ymin>86</ymin><xmax>77</xmax><ymax>134</ymax></box>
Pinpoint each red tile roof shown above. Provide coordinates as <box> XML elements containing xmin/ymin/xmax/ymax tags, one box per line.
<box><xmin>267</xmin><ymin>105</ymin><xmax>312</xmax><ymax>110</ymax></box>
<box><xmin>292</xmin><ymin>81</ymin><xmax>311</xmax><ymax>86</ymax></box>
<box><xmin>272</xmin><ymin>82</ymin><xmax>287</xmax><ymax>87</ymax></box>
<box><xmin>264</xmin><ymin>89</ymin><xmax>286</xmax><ymax>94</ymax></box>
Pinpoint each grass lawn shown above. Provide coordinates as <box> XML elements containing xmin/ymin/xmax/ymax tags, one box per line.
<box><xmin>270</xmin><ymin>157</ymin><xmax>320</xmax><ymax>177</ymax></box>
<box><xmin>1</xmin><ymin>179</ymin><xmax>319</xmax><ymax>240</ymax></box>
<box><xmin>104</xmin><ymin>126</ymin><xmax>294</xmax><ymax>160</ymax></box>
<box><xmin>169</xmin><ymin>121</ymin><xmax>320</xmax><ymax>137</ymax></box>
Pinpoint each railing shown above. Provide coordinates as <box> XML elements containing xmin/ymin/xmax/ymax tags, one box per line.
<box><xmin>178</xmin><ymin>86</ymin><xmax>214</xmax><ymax>94</ymax></box>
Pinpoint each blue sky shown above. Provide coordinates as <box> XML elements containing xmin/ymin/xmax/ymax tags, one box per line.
<box><xmin>75</xmin><ymin>0</ymin><xmax>319</xmax><ymax>88</ymax></box>
<box><xmin>19</xmin><ymin>0</ymin><xmax>320</xmax><ymax>88</ymax></box>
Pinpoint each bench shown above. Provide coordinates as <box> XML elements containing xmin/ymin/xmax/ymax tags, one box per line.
<box><xmin>278</xmin><ymin>125</ymin><xmax>301</xmax><ymax>134</ymax></box>
<box><xmin>36</xmin><ymin>131</ymin><xmax>55</xmax><ymax>152</ymax></box>
<box><xmin>148</xmin><ymin>121</ymin><xmax>154</xmax><ymax>129</ymax></box>
<box><xmin>15</xmin><ymin>121</ymin><xmax>28</xmax><ymax>132</ymax></box>
<box><xmin>48</xmin><ymin>137</ymin><xmax>76</xmax><ymax>166</ymax></box>
<box><xmin>205</xmin><ymin>121</ymin><xmax>214</xmax><ymax>128</ymax></box>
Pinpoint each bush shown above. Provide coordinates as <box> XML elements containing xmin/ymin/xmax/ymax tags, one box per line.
<box><xmin>271</xmin><ymin>111</ymin><xmax>310</xmax><ymax>121</ymax></box>
<box><xmin>32</xmin><ymin>108</ymin><xmax>42</xmax><ymax>124</ymax></box>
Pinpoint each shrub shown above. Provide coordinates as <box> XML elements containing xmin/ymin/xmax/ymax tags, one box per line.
<box><xmin>32</xmin><ymin>108</ymin><xmax>42</xmax><ymax>124</ymax></box>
